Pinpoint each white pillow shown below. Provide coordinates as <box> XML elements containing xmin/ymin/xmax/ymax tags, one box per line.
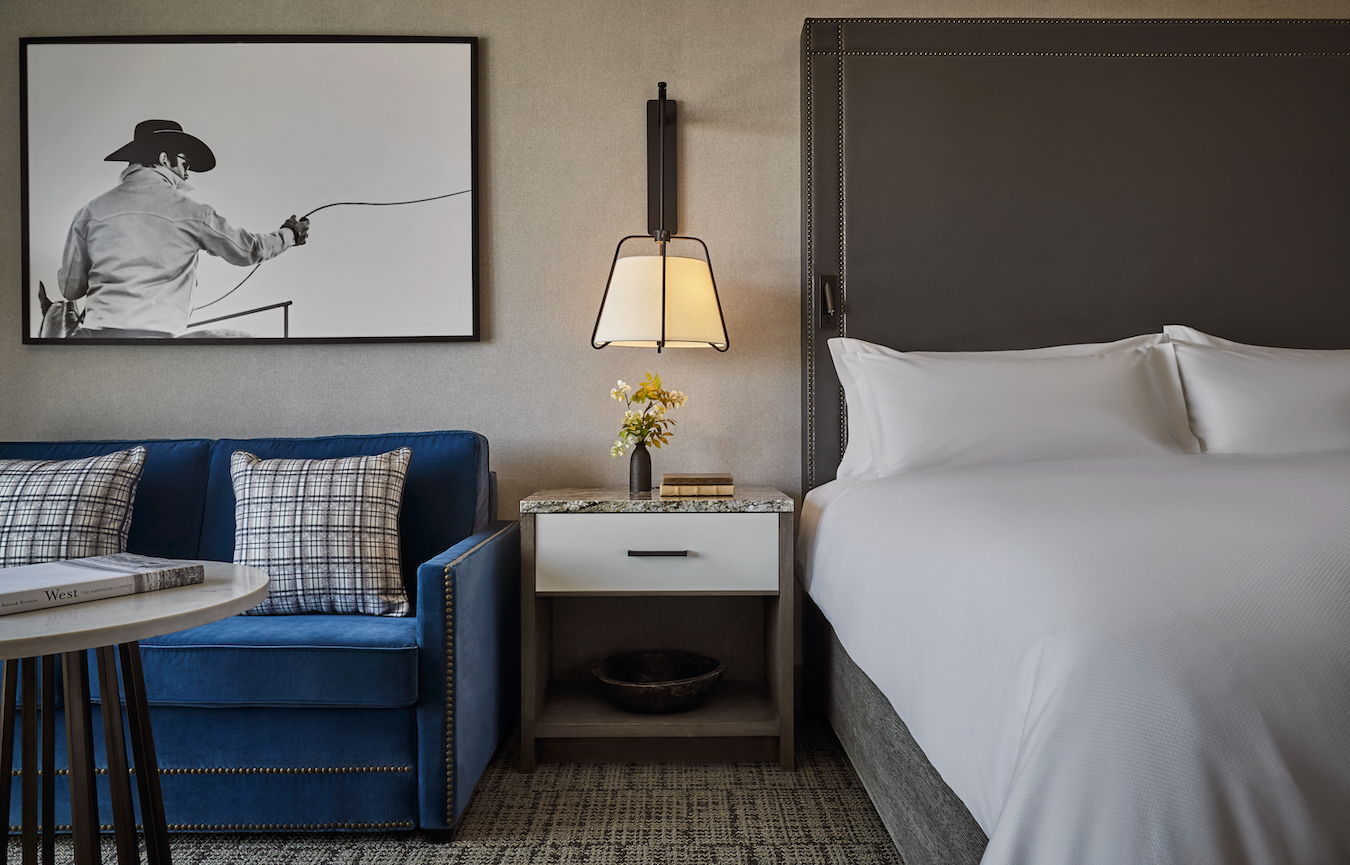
<box><xmin>829</xmin><ymin>333</ymin><xmax>1168</xmax><ymax>477</ymax></box>
<box><xmin>839</xmin><ymin>345</ymin><xmax>1198</xmax><ymax>477</ymax></box>
<box><xmin>1165</xmin><ymin>335</ymin><xmax>1350</xmax><ymax>454</ymax></box>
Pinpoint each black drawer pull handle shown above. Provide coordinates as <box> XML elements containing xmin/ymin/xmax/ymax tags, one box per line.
<box><xmin>627</xmin><ymin>550</ymin><xmax>689</xmax><ymax>557</ymax></box>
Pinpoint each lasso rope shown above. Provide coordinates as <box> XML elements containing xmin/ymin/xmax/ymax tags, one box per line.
<box><xmin>191</xmin><ymin>189</ymin><xmax>471</xmax><ymax>313</ymax></box>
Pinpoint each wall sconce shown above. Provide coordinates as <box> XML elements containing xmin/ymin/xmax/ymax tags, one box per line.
<box><xmin>592</xmin><ymin>83</ymin><xmax>729</xmax><ymax>352</ymax></box>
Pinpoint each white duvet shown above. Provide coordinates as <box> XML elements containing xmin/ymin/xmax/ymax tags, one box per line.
<box><xmin>799</xmin><ymin>454</ymin><xmax>1350</xmax><ymax>865</ymax></box>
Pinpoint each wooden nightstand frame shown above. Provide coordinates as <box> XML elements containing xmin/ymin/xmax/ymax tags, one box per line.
<box><xmin>519</xmin><ymin>492</ymin><xmax>794</xmax><ymax>772</ymax></box>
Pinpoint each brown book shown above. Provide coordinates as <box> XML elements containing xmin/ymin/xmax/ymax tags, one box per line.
<box><xmin>658</xmin><ymin>480</ymin><xmax>734</xmax><ymax>499</ymax></box>
<box><xmin>661</xmin><ymin>473</ymin><xmax>733</xmax><ymax>486</ymax></box>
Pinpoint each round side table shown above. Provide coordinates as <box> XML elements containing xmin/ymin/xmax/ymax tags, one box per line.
<box><xmin>1</xmin><ymin>562</ymin><xmax>267</xmax><ymax>865</ymax></box>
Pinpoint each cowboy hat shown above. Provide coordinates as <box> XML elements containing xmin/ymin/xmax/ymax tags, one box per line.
<box><xmin>104</xmin><ymin>119</ymin><xmax>216</xmax><ymax>172</ymax></box>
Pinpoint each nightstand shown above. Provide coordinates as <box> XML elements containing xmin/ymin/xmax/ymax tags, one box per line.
<box><xmin>519</xmin><ymin>487</ymin><xmax>795</xmax><ymax>771</ymax></box>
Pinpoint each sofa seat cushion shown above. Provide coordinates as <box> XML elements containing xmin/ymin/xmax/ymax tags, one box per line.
<box><xmin>92</xmin><ymin>614</ymin><xmax>419</xmax><ymax>709</ymax></box>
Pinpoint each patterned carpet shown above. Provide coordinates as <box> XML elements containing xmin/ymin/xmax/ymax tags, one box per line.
<box><xmin>7</xmin><ymin>718</ymin><xmax>901</xmax><ymax>864</ymax></box>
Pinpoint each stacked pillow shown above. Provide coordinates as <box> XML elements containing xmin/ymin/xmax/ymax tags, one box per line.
<box><xmin>1163</xmin><ymin>325</ymin><xmax>1350</xmax><ymax>455</ymax></box>
<box><xmin>830</xmin><ymin>324</ymin><xmax>1350</xmax><ymax>478</ymax></box>
<box><xmin>830</xmin><ymin>335</ymin><xmax>1198</xmax><ymax>478</ymax></box>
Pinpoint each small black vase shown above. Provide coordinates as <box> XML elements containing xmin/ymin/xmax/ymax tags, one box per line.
<box><xmin>629</xmin><ymin>442</ymin><xmax>652</xmax><ymax>495</ymax></box>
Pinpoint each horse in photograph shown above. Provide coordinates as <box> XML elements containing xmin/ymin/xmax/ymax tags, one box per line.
<box><xmin>37</xmin><ymin>282</ymin><xmax>83</xmax><ymax>338</ymax></box>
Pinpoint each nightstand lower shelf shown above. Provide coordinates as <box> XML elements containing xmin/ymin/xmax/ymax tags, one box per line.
<box><xmin>537</xmin><ymin>680</ymin><xmax>779</xmax><ymax>738</ymax></box>
<box><xmin>533</xmin><ymin>680</ymin><xmax>783</xmax><ymax>764</ymax></box>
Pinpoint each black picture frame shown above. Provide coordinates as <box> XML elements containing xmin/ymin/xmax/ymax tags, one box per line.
<box><xmin>21</xmin><ymin>36</ymin><xmax>479</xmax><ymax>344</ymax></box>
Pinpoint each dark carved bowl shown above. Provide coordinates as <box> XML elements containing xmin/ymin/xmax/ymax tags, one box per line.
<box><xmin>591</xmin><ymin>650</ymin><xmax>725</xmax><ymax>714</ymax></box>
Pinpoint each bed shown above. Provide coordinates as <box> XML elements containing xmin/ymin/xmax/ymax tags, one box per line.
<box><xmin>798</xmin><ymin>19</ymin><xmax>1350</xmax><ymax>865</ymax></box>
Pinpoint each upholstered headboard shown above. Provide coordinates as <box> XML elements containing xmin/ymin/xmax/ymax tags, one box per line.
<box><xmin>801</xmin><ymin>18</ymin><xmax>1350</xmax><ymax>491</ymax></box>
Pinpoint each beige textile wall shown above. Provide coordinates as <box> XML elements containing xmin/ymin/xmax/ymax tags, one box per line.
<box><xmin>2</xmin><ymin>0</ymin><xmax>1345</xmax><ymax>517</ymax></box>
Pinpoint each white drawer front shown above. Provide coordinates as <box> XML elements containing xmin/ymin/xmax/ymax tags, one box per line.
<box><xmin>535</xmin><ymin>513</ymin><xmax>779</xmax><ymax>593</ymax></box>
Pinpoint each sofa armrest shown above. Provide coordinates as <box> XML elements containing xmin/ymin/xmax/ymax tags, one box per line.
<box><xmin>414</xmin><ymin>520</ymin><xmax>520</xmax><ymax>833</ymax></box>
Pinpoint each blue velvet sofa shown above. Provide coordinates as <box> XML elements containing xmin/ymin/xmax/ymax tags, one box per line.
<box><xmin>2</xmin><ymin>431</ymin><xmax>519</xmax><ymax>837</ymax></box>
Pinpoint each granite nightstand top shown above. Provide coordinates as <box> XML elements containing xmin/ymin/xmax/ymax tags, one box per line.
<box><xmin>520</xmin><ymin>486</ymin><xmax>793</xmax><ymax>514</ymax></box>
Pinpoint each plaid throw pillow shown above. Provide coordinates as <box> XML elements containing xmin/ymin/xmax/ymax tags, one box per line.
<box><xmin>231</xmin><ymin>448</ymin><xmax>412</xmax><ymax>616</ymax></box>
<box><xmin>0</xmin><ymin>447</ymin><xmax>148</xmax><ymax>568</ymax></box>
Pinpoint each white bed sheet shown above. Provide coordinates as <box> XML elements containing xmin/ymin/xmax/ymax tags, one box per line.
<box><xmin>799</xmin><ymin>454</ymin><xmax>1350</xmax><ymax>865</ymax></box>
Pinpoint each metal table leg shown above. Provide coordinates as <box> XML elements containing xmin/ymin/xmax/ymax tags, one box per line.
<box><xmin>118</xmin><ymin>644</ymin><xmax>168</xmax><ymax>865</ymax></box>
<box><xmin>61</xmin><ymin>652</ymin><xmax>100</xmax><ymax>865</ymax></box>
<box><xmin>40</xmin><ymin>658</ymin><xmax>54</xmax><ymax>865</ymax></box>
<box><xmin>19</xmin><ymin>659</ymin><xmax>36</xmax><ymax>865</ymax></box>
<box><xmin>95</xmin><ymin>649</ymin><xmax>138</xmax><ymax>865</ymax></box>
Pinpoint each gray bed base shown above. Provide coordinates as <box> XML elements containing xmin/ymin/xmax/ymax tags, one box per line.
<box><xmin>805</xmin><ymin>596</ymin><xmax>986</xmax><ymax>865</ymax></box>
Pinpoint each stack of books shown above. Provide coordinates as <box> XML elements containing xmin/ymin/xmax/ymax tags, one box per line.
<box><xmin>659</xmin><ymin>473</ymin><xmax>734</xmax><ymax>497</ymax></box>
<box><xmin>0</xmin><ymin>553</ymin><xmax>206</xmax><ymax>616</ymax></box>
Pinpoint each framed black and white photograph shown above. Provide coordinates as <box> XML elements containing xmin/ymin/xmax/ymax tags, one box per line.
<box><xmin>21</xmin><ymin>36</ymin><xmax>478</xmax><ymax>344</ymax></box>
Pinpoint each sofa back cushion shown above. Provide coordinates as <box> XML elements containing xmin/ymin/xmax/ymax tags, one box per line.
<box><xmin>0</xmin><ymin>439</ymin><xmax>212</xmax><ymax>559</ymax></box>
<box><xmin>199</xmin><ymin>431</ymin><xmax>490</xmax><ymax>607</ymax></box>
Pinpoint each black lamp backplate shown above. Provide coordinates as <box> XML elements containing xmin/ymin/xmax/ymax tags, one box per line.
<box><xmin>646</xmin><ymin>98</ymin><xmax>677</xmax><ymax>236</ymax></box>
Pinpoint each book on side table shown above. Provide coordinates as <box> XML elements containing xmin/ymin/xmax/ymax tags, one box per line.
<box><xmin>0</xmin><ymin>553</ymin><xmax>206</xmax><ymax>616</ymax></box>
<box><xmin>659</xmin><ymin>473</ymin><xmax>734</xmax><ymax>497</ymax></box>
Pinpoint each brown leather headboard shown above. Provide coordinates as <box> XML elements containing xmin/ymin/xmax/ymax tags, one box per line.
<box><xmin>802</xmin><ymin>18</ymin><xmax>1350</xmax><ymax>491</ymax></box>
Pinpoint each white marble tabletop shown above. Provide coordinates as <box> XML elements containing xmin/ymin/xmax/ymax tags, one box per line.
<box><xmin>0</xmin><ymin>561</ymin><xmax>269</xmax><ymax>660</ymax></box>
<box><xmin>520</xmin><ymin>486</ymin><xmax>793</xmax><ymax>514</ymax></box>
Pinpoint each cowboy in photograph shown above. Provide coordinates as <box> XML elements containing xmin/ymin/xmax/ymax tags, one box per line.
<box><xmin>55</xmin><ymin>119</ymin><xmax>310</xmax><ymax>338</ymax></box>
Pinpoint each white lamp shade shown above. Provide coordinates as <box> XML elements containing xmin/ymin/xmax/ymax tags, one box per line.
<box><xmin>593</xmin><ymin>240</ymin><xmax>727</xmax><ymax>349</ymax></box>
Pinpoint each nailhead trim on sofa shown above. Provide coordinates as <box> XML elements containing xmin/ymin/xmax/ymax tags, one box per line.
<box><xmin>444</xmin><ymin>555</ymin><xmax>456</xmax><ymax>826</ymax></box>
<box><xmin>12</xmin><ymin>766</ymin><xmax>413</xmax><ymax>777</ymax></box>
<box><xmin>9</xmin><ymin>821</ymin><xmax>417</xmax><ymax>832</ymax></box>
